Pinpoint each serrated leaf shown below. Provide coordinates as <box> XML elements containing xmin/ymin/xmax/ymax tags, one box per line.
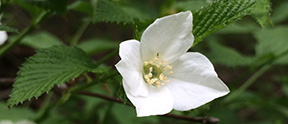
<box><xmin>254</xmin><ymin>26</ymin><xmax>288</xmax><ymax>65</ymax></box>
<box><xmin>93</xmin><ymin>0</ymin><xmax>149</xmax><ymax>24</ymax></box>
<box><xmin>207</xmin><ymin>40</ymin><xmax>254</xmax><ymax>67</ymax></box>
<box><xmin>8</xmin><ymin>46</ymin><xmax>96</xmax><ymax>107</ymax></box>
<box><xmin>77</xmin><ymin>38</ymin><xmax>118</xmax><ymax>55</ymax></box>
<box><xmin>192</xmin><ymin>0</ymin><xmax>271</xmax><ymax>45</ymax></box>
<box><xmin>20</xmin><ymin>31</ymin><xmax>63</xmax><ymax>49</ymax></box>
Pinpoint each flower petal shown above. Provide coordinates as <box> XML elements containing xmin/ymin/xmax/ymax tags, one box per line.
<box><xmin>140</xmin><ymin>11</ymin><xmax>194</xmax><ymax>63</ymax></box>
<box><xmin>117</xmin><ymin>40</ymin><xmax>143</xmax><ymax>71</ymax></box>
<box><xmin>123</xmin><ymin>83</ymin><xmax>174</xmax><ymax>117</ymax></box>
<box><xmin>167</xmin><ymin>52</ymin><xmax>229</xmax><ymax>111</ymax></box>
<box><xmin>115</xmin><ymin>40</ymin><xmax>149</xmax><ymax>97</ymax></box>
<box><xmin>0</xmin><ymin>31</ymin><xmax>7</xmax><ymax>46</ymax></box>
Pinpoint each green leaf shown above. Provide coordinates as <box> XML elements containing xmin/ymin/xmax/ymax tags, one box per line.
<box><xmin>192</xmin><ymin>0</ymin><xmax>271</xmax><ymax>45</ymax></box>
<box><xmin>207</xmin><ymin>40</ymin><xmax>254</xmax><ymax>67</ymax></box>
<box><xmin>20</xmin><ymin>31</ymin><xmax>63</xmax><ymax>49</ymax></box>
<box><xmin>254</xmin><ymin>26</ymin><xmax>288</xmax><ymax>64</ymax></box>
<box><xmin>271</xmin><ymin>1</ymin><xmax>288</xmax><ymax>24</ymax></box>
<box><xmin>7</xmin><ymin>46</ymin><xmax>96</xmax><ymax>107</ymax></box>
<box><xmin>68</xmin><ymin>0</ymin><xmax>93</xmax><ymax>16</ymax></box>
<box><xmin>93</xmin><ymin>0</ymin><xmax>149</xmax><ymax>24</ymax></box>
<box><xmin>18</xmin><ymin>0</ymin><xmax>67</xmax><ymax>14</ymax></box>
<box><xmin>77</xmin><ymin>39</ymin><xmax>118</xmax><ymax>55</ymax></box>
<box><xmin>0</xmin><ymin>25</ymin><xmax>18</xmax><ymax>33</ymax></box>
<box><xmin>173</xmin><ymin>0</ymin><xmax>209</xmax><ymax>12</ymax></box>
<box><xmin>0</xmin><ymin>102</ymin><xmax>36</xmax><ymax>121</ymax></box>
<box><xmin>249</xmin><ymin>0</ymin><xmax>271</xmax><ymax>28</ymax></box>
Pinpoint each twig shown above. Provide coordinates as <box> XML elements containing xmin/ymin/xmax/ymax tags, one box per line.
<box><xmin>0</xmin><ymin>78</ymin><xmax>14</xmax><ymax>84</ymax></box>
<box><xmin>78</xmin><ymin>91</ymin><xmax>219</xmax><ymax>124</ymax></box>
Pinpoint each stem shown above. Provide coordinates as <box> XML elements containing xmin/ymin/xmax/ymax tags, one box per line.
<box><xmin>34</xmin><ymin>93</ymin><xmax>54</xmax><ymax>123</ymax></box>
<box><xmin>78</xmin><ymin>91</ymin><xmax>220</xmax><ymax>124</ymax></box>
<box><xmin>0</xmin><ymin>11</ymin><xmax>49</xmax><ymax>57</ymax></box>
<box><xmin>224</xmin><ymin>48</ymin><xmax>288</xmax><ymax>102</ymax></box>
<box><xmin>0</xmin><ymin>25</ymin><xmax>34</xmax><ymax>57</ymax></box>
<box><xmin>94</xmin><ymin>49</ymin><xmax>118</xmax><ymax>67</ymax></box>
<box><xmin>224</xmin><ymin>64</ymin><xmax>271</xmax><ymax>102</ymax></box>
<box><xmin>70</xmin><ymin>20</ymin><xmax>91</xmax><ymax>46</ymax></box>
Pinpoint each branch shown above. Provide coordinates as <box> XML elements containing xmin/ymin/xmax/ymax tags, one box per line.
<box><xmin>78</xmin><ymin>91</ymin><xmax>219</xmax><ymax>124</ymax></box>
<box><xmin>0</xmin><ymin>78</ymin><xmax>14</xmax><ymax>84</ymax></box>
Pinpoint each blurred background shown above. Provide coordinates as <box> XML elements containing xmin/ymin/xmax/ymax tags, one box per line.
<box><xmin>0</xmin><ymin>0</ymin><xmax>288</xmax><ymax>123</ymax></box>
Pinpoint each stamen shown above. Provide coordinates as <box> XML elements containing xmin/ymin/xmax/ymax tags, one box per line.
<box><xmin>159</xmin><ymin>74</ymin><xmax>165</xmax><ymax>80</ymax></box>
<box><xmin>144</xmin><ymin>61</ymin><xmax>149</xmax><ymax>65</ymax></box>
<box><xmin>142</xmin><ymin>53</ymin><xmax>174</xmax><ymax>88</ymax></box>
<box><xmin>154</xmin><ymin>57</ymin><xmax>159</xmax><ymax>61</ymax></box>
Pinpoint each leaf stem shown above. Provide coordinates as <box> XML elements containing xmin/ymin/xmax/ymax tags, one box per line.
<box><xmin>0</xmin><ymin>11</ymin><xmax>49</xmax><ymax>57</ymax></box>
<box><xmin>70</xmin><ymin>20</ymin><xmax>91</xmax><ymax>46</ymax></box>
<box><xmin>94</xmin><ymin>49</ymin><xmax>118</xmax><ymax>67</ymax></box>
<box><xmin>225</xmin><ymin>48</ymin><xmax>288</xmax><ymax>102</ymax></box>
<box><xmin>224</xmin><ymin>64</ymin><xmax>271</xmax><ymax>102</ymax></box>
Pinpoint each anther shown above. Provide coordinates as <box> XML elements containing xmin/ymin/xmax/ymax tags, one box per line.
<box><xmin>170</xmin><ymin>71</ymin><xmax>174</xmax><ymax>74</ymax></box>
<box><xmin>154</xmin><ymin>57</ymin><xmax>159</xmax><ymax>61</ymax></box>
<box><xmin>144</xmin><ymin>61</ymin><xmax>149</xmax><ymax>65</ymax></box>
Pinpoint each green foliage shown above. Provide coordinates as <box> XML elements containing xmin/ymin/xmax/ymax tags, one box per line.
<box><xmin>78</xmin><ymin>39</ymin><xmax>118</xmax><ymax>55</ymax></box>
<box><xmin>192</xmin><ymin>0</ymin><xmax>271</xmax><ymax>45</ymax></box>
<box><xmin>20</xmin><ymin>31</ymin><xmax>63</xmax><ymax>49</ymax></box>
<box><xmin>18</xmin><ymin>0</ymin><xmax>67</xmax><ymax>14</ymax></box>
<box><xmin>254</xmin><ymin>26</ymin><xmax>288</xmax><ymax>64</ymax></box>
<box><xmin>0</xmin><ymin>102</ymin><xmax>36</xmax><ymax>121</ymax></box>
<box><xmin>271</xmin><ymin>1</ymin><xmax>288</xmax><ymax>24</ymax></box>
<box><xmin>173</xmin><ymin>0</ymin><xmax>209</xmax><ymax>12</ymax></box>
<box><xmin>68</xmin><ymin>0</ymin><xmax>93</xmax><ymax>16</ymax></box>
<box><xmin>93</xmin><ymin>0</ymin><xmax>149</xmax><ymax>24</ymax></box>
<box><xmin>0</xmin><ymin>25</ymin><xmax>18</xmax><ymax>33</ymax></box>
<box><xmin>7</xmin><ymin>46</ymin><xmax>96</xmax><ymax>107</ymax></box>
<box><xmin>207</xmin><ymin>40</ymin><xmax>254</xmax><ymax>67</ymax></box>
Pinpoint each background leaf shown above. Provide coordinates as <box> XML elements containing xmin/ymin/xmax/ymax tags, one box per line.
<box><xmin>7</xmin><ymin>46</ymin><xmax>96</xmax><ymax>107</ymax></box>
<box><xmin>93</xmin><ymin>0</ymin><xmax>149</xmax><ymax>24</ymax></box>
<box><xmin>19</xmin><ymin>31</ymin><xmax>63</xmax><ymax>49</ymax></box>
<box><xmin>0</xmin><ymin>25</ymin><xmax>18</xmax><ymax>33</ymax></box>
<box><xmin>77</xmin><ymin>39</ymin><xmax>118</xmax><ymax>55</ymax></box>
<box><xmin>254</xmin><ymin>26</ymin><xmax>288</xmax><ymax>65</ymax></box>
<box><xmin>207</xmin><ymin>40</ymin><xmax>254</xmax><ymax>67</ymax></box>
<box><xmin>0</xmin><ymin>102</ymin><xmax>36</xmax><ymax>121</ymax></box>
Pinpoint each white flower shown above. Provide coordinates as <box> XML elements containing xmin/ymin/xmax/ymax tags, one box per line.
<box><xmin>0</xmin><ymin>30</ymin><xmax>8</xmax><ymax>45</ymax></box>
<box><xmin>0</xmin><ymin>14</ymin><xmax>8</xmax><ymax>46</ymax></box>
<box><xmin>115</xmin><ymin>11</ymin><xmax>229</xmax><ymax>117</ymax></box>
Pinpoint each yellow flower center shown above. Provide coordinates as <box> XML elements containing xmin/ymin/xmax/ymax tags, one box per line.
<box><xmin>143</xmin><ymin>53</ymin><xmax>173</xmax><ymax>87</ymax></box>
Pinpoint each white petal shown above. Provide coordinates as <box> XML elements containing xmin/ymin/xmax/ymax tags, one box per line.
<box><xmin>167</xmin><ymin>52</ymin><xmax>229</xmax><ymax>111</ymax></box>
<box><xmin>117</xmin><ymin>40</ymin><xmax>142</xmax><ymax>71</ymax></box>
<box><xmin>140</xmin><ymin>11</ymin><xmax>194</xmax><ymax>63</ymax></box>
<box><xmin>115</xmin><ymin>40</ymin><xmax>149</xmax><ymax>97</ymax></box>
<box><xmin>0</xmin><ymin>31</ymin><xmax>7</xmax><ymax>46</ymax></box>
<box><xmin>123</xmin><ymin>83</ymin><xmax>174</xmax><ymax>117</ymax></box>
